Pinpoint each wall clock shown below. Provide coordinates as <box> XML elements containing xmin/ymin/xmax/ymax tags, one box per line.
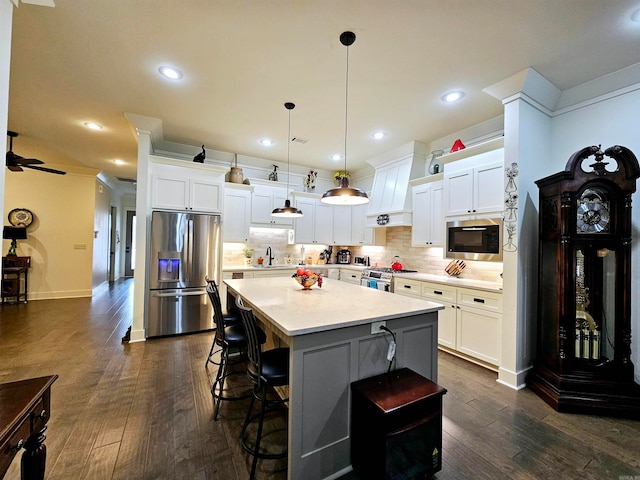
<box><xmin>8</xmin><ymin>208</ymin><xmax>34</xmax><ymax>227</ymax></box>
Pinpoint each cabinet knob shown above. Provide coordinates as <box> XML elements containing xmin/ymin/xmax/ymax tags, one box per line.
<box><xmin>13</xmin><ymin>439</ymin><xmax>24</xmax><ymax>451</ymax></box>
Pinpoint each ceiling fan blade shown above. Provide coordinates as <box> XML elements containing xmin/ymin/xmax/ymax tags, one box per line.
<box><xmin>22</xmin><ymin>164</ymin><xmax>67</xmax><ymax>175</ymax></box>
<box><xmin>7</xmin><ymin>165</ymin><xmax>23</xmax><ymax>172</ymax></box>
<box><xmin>16</xmin><ymin>157</ymin><xmax>45</xmax><ymax>165</ymax></box>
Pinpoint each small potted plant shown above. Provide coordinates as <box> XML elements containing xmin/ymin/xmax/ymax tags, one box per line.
<box><xmin>334</xmin><ymin>170</ymin><xmax>351</xmax><ymax>186</ymax></box>
<box><xmin>243</xmin><ymin>248</ymin><xmax>254</xmax><ymax>266</ymax></box>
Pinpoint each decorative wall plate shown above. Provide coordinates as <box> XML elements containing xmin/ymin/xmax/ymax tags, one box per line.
<box><xmin>8</xmin><ymin>208</ymin><xmax>34</xmax><ymax>227</ymax></box>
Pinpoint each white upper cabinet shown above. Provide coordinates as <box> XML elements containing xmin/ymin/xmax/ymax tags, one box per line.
<box><xmin>332</xmin><ymin>205</ymin><xmax>352</xmax><ymax>245</ymax></box>
<box><xmin>223</xmin><ymin>184</ymin><xmax>253</xmax><ymax>242</ymax></box>
<box><xmin>410</xmin><ymin>176</ymin><xmax>444</xmax><ymax>246</ymax></box>
<box><xmin>443</xmin><ymin>141</ymin><xmax>504</xmax><ymax>217</ymax></box>
<box><xmin>249</xmin><ymin>179</ymin><xmax>293</xmax><ymax>227</ymax></box>
<box><xmin>293</xmin><ymin>193</ymin><xmax>333</xmax><ymax>244</ymax></box>
<box><xmin>149</xmin><ymin>156</ymin><xmax>226</xmax><ymax>213</ymax></box>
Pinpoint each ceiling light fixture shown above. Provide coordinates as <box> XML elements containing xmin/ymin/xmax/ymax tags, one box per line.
<box><xmin>331</xmin><ymin>153</ymin><xmax>342</xmax><ymax>161</ymax></box>
<box><xmin>271</xmin><ymin>102</ymin><xmax>303</xmax><ymax>218</ymax></box>
<box><xmin>260</xmin><ymin>138</ymin><xmax>274</xmax><ymax>146</ymax></box>
<box><xmin>442</xmin><ymin>91</ymin><xmax>465</xmax><ymax>103</ymax></box>
<box><xmin>84</xmin><ymin>122</ymin><xmax>103</xmax><ymax>130</ymax></box>
<box><xmin>158</xmin><ymin>66</ymin><xmax>183</xmax><ymax>79</ymax></box>
<box><xmin>371</xmin><ymin>131</ymin><xmax>386</xmax><ymax>140</ymax></box>
<box><xmin>113</xmin><ymin>159</ymin><xmax>125</xmax><ymax>165</ymax></box>
<box><xmin>321</xmin><ymin>31</ymin><xmax>369</xmax><ymax>206</ymax></box>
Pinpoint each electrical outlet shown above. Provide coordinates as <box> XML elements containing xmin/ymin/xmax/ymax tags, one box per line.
<box><xmin>371</xmin><ymin>320</ymin><xmax>386</xmax><ymax>335</ymax></box>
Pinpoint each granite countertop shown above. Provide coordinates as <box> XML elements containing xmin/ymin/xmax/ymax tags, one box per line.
<box><xmin>224</xmin><ymin>277</ymin><xmax>443</xmax><ymax>336</ymax></box>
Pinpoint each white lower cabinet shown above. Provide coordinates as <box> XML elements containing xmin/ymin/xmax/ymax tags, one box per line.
<box><xmin>421</xmin><ymin>283</ymin><xmax>457</xmax><ymax>349</ymax></box>
<box><xmin>339</xmin><ymin>269</ymin><xmax>362</xmax><ymax>285</ymax></box>
<box><xmin>394</xmin><ymin>277</ymin><xmax>502</xmax><ymax>367</ymax></box>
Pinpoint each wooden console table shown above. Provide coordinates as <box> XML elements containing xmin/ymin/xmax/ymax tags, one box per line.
<box><xmin>1</xmin><ymin>256</ymin><xmax>30</xmax><ymax>304</ymax></box>
<box><xmin>0</xmin><ymin>375</ymin><xmax>58</xmax><ymax>480</ymax></box>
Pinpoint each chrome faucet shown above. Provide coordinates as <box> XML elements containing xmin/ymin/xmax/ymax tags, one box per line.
<box><xmin>266</xmin><ymin>246</ymin><xmax>274</xmax><ymax>266</ymax></box>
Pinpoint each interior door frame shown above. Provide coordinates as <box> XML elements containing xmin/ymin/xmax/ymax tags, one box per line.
<box><xmin>124</xmin><ymin>210</ymin><xmax>135</xmax><ymax>277</ymax></box>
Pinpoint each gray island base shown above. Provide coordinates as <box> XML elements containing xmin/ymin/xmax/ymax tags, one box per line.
<box><xmin>224</xmin><ymin>277</ymin><xmax>443</xmax><ymax>480</ymax></box>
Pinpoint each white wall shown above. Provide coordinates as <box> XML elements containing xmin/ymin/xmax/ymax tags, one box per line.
<box><xmin>3</xmin><ymin>169</ymin><xmax>96</xmax><ymax>299</ymax></box>
<box><xmin>548</xmin><ymin>87</ymin><xmax>640</xmax><ymax>381</ymax></box>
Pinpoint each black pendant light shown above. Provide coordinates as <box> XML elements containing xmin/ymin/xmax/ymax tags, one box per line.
<box><xmin>321</xmin><ymin>31</ymin><xmax>369</xmax><ymax>206</ymax></box>
<box><xmin>271</xmin><ymin>102</ymin><xmax>304</xmax><ymax>218</ymax></box>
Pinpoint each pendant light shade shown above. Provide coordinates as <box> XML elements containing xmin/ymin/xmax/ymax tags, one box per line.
<box><xmin>321</xmin><ymin>31</ymin><xmax>369</xmax><ymax>206</ymax></box>
<box><xmin>272</xmin><ymin>102</ymin><xmax>303</xmax><ymax>218</ymax></box>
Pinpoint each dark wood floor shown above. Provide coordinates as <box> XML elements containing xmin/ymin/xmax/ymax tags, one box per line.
<box><xmin>1</xmin><ymin>278</ymin><xmax>639</xmax><ymax>479</ymax></box>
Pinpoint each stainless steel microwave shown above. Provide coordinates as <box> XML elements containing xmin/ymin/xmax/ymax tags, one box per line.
<box><xmin>446</xmin><ymin>218</ymin><xmax>503</xmax><ymax>262</ymax></box>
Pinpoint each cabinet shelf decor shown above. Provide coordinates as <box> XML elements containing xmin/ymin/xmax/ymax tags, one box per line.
<box><xmin>528</xmin><ymin>144</ymin><xmax>640</xmax><ymax>419</ymax></box>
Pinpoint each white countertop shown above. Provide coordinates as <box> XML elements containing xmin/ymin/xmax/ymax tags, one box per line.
<box><xmin>393</xmin><ymin>271</ymin><xmax>503</xmax><ymax>292</ymax></box>
<box><xmin>223</xmin><ymin>264</ymin><xmax>366</xmax><ymax>272</ymax></box>
<box><xmin>224</xmin><ymin>277</ymin><xmax>443</xmax><ymax>336</ymax></box>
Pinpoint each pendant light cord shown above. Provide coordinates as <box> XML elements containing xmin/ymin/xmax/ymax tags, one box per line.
<box><xmin>343</xmin><ymin>43</ymin><xmax>349</xmax><ymax>176</ymax></box>
<box><xmin>287</xmin><ymin>107</ymin><xmax>291</xmax><ymax>199</ymax></box>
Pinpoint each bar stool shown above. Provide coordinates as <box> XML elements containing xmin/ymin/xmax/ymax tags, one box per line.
<box><xmin>204</xmin><ymin>277</ymin><xmax>240</xmax><ymax>368</ymax></box>
<box><xmin>236</xmin><ymin>297</ymin><xmax>289</xmax><ymax>480</ymax></box>
<box><xmin>206</xmin><ymin>281</ymin><xmax>265</xmax><ymax>420</ymax></box>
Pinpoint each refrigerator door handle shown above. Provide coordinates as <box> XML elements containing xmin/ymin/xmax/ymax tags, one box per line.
<box><xmin>187</xmin><ymin>218</ymin><xmax>194</xmax><ymax>283</ymax></box>
<box><xmin>152</xmin><ymin>290</ymin><xmax>206</xmax><ymax>298</ymax></box>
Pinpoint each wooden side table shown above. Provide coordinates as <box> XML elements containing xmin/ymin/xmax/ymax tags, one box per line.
<box><xmin>2</xmin><ymin>256</ymin><xmax>30</xmax><ymax>304</ymax></box>
<box><xmin>351</xmin><ymin>368</ymin><xmax>447</xmax><ymax>479</ymax></box>
<box><xmin>0</xmin><ymin>375</ymin><xmax>58</xmax><ymax>480</ymax></box>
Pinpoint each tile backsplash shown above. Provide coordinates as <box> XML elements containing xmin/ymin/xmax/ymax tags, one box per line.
<box><xmin>223</xmin><ymin>225</ymin><xmax>502</xmax><ymax>282</ymax></box>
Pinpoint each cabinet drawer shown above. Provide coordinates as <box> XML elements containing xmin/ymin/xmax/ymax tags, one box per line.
<box><xmin>457</xmin><ymin>288</ymin><xmax>502</xmax><ymax>313</ymax></box>
<box><xmin>0</xmin><ymin>417</ymin><xmax>29</xmax><ymax>476</ymax></box>
<box><xmin>393</xmin><ymin>278</ymin><xmax>422</xmax><ymax>297</ymax></box>
<box><xmin>421</xmin><ymin>283</ymin><xmax>456</xmax><ymax>303</ymax></box>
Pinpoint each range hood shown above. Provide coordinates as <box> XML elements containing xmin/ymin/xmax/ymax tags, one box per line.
<box><xmin>366</xmin><ymin>141</ymin><xmax>428</xmax><ymax>227</ymax></box>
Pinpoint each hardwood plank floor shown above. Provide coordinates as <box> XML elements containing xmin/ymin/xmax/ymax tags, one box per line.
<box><xmin>1</xmin><ymin>278</ymin><xmax>639</xmax><ymax>479</ymax></box>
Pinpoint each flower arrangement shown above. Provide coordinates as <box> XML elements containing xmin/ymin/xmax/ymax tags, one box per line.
<box><xmin>304</xmin><ymin>170</ymin><xmax>317</xmax><ymax>192</ymax></box>
<box><xmin>334</xmin><ymin>170</ymin><xmax>350</xmax><ymax>185</ymax></box>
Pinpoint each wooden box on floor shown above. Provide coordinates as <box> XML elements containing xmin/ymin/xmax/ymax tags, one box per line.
<box><xmin>350</xmin><ymin>368</ymin><xmax>446</xmax><ymax>479</ymax></box>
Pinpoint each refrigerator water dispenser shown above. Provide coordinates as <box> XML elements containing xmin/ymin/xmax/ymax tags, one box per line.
<box><xmin>158</xmin><ymin>255</ymin><xmax>180</xmax><ymax>282</ymax></box>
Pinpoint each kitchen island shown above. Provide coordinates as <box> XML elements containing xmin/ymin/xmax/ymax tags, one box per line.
<box><xmin>224</xmin><ymin>277</ymin><xmax>443</xmax><ymax>480</ymax></box>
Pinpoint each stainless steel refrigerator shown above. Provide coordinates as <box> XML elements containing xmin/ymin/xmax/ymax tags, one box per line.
<box><xmin>146</xmin><ymin>210</ymin><xmax>222</xmax><ymax>337</ymax></box>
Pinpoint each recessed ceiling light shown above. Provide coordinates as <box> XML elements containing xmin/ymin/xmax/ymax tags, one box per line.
<box><xmin>260</xmin><ymin>138</ymin><xmax>274</xmax><ymax>146</ymax></box>
<box><xmin>84</xmin><ymin>122</ymin><xmax>103</xmax><ymax>130</ymax></box>
<box><xmin>331</xmin><ymin>154</ymin><xmax>342</xmax><ymax>161</ymax></box>
<box><xmin>632</xmin><ymin>7</ymin><xmax>640</xmax><ymax>21</ymax></box>
<box><xmin>113</xmin><ymin>159</ymin><xmax>125</xmax><ymax>165</ymax></box>
<box><xmin>158</xmin><ymin>66</ymin><xmax>183</xmax><ymax>80</ymax></box>
<box><xmin>442</xmin><ymin>91</ymin><xmax>465</xmax><ymax>103</ymax></box>
<box><xmin>371</xmin><ymin>131</ymin><xmax>386</xmax><ymax>140</ymax></box>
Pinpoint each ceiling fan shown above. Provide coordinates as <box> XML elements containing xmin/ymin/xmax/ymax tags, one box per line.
<box><xmin>6</xmin><ymin>131</ymin><xmax>66</xmax><ymax>175</ymax></box>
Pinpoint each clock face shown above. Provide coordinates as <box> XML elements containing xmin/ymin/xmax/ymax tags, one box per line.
<box><xmin>8</xmin><ymin>208</ymin><xmax>34</xmax><ymax>227</ymax></box>
<box><xmin>577</xmin><ymin>190</ymin><xmax>609</xmax><ymax>233</ymax></box>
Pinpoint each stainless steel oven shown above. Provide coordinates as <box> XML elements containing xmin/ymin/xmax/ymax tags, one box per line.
<box><xmin>361</xmin><ymin>268</ymin><xmax>418</xmax><ymax>293</ymax></box>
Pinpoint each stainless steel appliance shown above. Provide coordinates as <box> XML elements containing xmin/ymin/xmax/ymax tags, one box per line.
<box><xmin>353</xmin><ymin>256</ymin><xmax>370</xmax><ymax>266</ymax></box>
<box><xmin>337</xmin><ymin>249</ymin><xmax>352</xmax><ymax>264</ymax></box>
<box><xmin>446</xmin><ymin>217</ymin><xmax>503</xmax><ymax>262</ymax></box>
<box><xmin>147</xmin><ymin>210</ymin><xmax>222</xmax><ymax>337</ymax></box>
<box><xmin>361</xmin><ymin>267</ymin><xmax>417</xmax><ymax>293</ymax></box>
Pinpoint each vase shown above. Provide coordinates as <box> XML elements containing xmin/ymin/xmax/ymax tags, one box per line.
<box><xmin>229</xmin><ymin>167</ymin><xmax>243</xmax><ymax>184</ymax></box>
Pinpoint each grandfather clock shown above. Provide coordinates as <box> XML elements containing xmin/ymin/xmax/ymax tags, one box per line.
<box><xmin>528</xmin><ymin>145</ymin><xmax>640</xmax><ymax>419</ymax></box>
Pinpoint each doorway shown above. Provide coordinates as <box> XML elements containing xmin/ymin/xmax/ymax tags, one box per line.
<box><xmin>124</xmin><ymin>210</ymin><xmax>136</xmax><ymax>277</ymax></box>
<box><xmin>108</xmin><ymin>206</ymin><xmax>117</xmax><ymax>282</ymax></box>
